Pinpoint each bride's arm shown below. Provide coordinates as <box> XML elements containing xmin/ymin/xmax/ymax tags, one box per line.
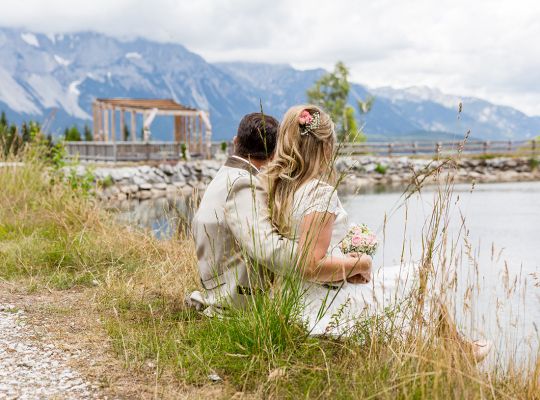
<box><xmin>298</xmin><ymin>212</ymin><xmax>372</xmax><ymax>283</ymax></box>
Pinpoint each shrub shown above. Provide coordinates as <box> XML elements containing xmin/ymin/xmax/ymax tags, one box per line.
<box><xmin>375</xmin><ymin>163</ymin><xmax>388</xmax><ymax>174</ymax></box>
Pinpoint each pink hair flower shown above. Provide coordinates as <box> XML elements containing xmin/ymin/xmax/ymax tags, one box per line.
<box><xmin>299</xmin><ymin>110</ymin><xmax>313</xmax><ymax>125</ymax></box>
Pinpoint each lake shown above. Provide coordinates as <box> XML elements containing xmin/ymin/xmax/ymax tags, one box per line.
<box><xmin>114</xmin><ymin>180</ymin><xmax>540</xmax><ymax>366</ymax></box>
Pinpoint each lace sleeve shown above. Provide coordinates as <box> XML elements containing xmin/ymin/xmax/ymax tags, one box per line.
<box><xmin>296</xmin><ymin>181</ymin><xmax>340</xmax><ymax>217</ymax></box>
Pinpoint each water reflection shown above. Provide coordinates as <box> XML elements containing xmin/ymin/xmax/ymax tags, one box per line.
<box><xmin>110</xmin><ymin>195</ymin><xmax>196</xmax><ymax>239</ymax></box>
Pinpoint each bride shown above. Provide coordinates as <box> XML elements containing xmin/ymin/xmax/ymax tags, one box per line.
<box><xmin>259</xmin><ymin>105</ymin><xmax>491</xmax><ymax>358</ymax></box>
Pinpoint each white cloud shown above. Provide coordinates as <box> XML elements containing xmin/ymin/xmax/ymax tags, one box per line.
<box><xmin>2</xmin><ymin>0</ymin><xmax>540</xmax><ymax>115</ymax></box>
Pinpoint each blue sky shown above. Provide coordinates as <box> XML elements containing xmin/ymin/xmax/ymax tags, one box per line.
<box><xmin>2</xmin><ymin>0</ymin><xmax>540</xmax><ymax>115</ymax></box>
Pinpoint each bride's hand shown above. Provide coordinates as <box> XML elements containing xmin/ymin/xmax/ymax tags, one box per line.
<box><xmin>347</xmin><ymin>274</ymin><xmax>370</xmax><ymax>284</ymax></box>
<box><xmin>344</xmin><ymin>252</ymin><xmax>372</xmax><ymax>283</ymax></box>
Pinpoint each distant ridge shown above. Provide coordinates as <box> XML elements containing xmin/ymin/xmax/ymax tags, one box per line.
<box><xmin>1</xmin><ymin>27</ymin><xmax>539</xmax><ymax>140</ymax></box>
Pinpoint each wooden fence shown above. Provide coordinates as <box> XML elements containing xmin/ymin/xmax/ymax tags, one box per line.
<box><xmin>338</xmin><ymin>139</ymin><xmax>539</xmax><ymax>157</ymax></box>
<box><xmin>65</xmin><ymin>139</ymin><xmax>539</xmax><ymax>162</ymax></box>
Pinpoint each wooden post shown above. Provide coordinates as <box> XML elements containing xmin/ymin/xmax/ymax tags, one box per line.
<box><xmin>92</xmin><ymin>103</ymin><xmax>98</xmax><ymax>140</ymax></box>
<box><xmin>412</xmin><ymin>142</ymin><xmax>417</xmax><ymax>155</ymax></box>
<box><xmin>198</xmin><ymin>114</ymin><xmax>203</xmax><ymax>154</ymax></box>
<box><xmin>110</xmin><ymin>107</ymin><xmax>116</xmax><ymax>143</ymax></box>
<box><xmin>436</xmin><ymin>142</ymin><xmax>442</xmax><ymax>155</ymax></box>
<box><xmin>130</xmin><ymin>111</ymin><xmax>136</xmax><ymax>143</ymax></box>
<box><xmin>143</xmin><ymin>112</ymin><xmax>148</xmax><ymax>142</ymax></box>
<box><xmin>174</xmin><ymin>115</ymin><xmax>181</xmax><ymax>142</ymax></box>
<box><xmin>483</xmin><ymin>141</ymin><xmax>489</xmax><ymax>154</ymax></box>
<box><xmin>97</xmin><ymin>104</ymin><xmax>103</xmax><ymax>141</ymax></box>
<box><xmin>103</xmin><ymin>108</ymin><xmax>109</xmax><ymax>142</ymax></box>
<box><xmin>388</xmin><ymin>143</ymin><xmax>393</xmax><ymax>157</ymax></box>
<box><xmin>120</xmin><ymin>109</ymin><xmax>125</xmax><ymax>142</ymax></box>
<box><xmin>187</xmin><ymin>116</ymin><xmax>192</xmax><ymax>153</ymax></box>
<box><xmin>507</xmin><ymin>140</ymin><xmax>512</xmax><ymax>153</ymax></box>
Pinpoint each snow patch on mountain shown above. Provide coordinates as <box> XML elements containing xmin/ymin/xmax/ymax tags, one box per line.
<box><xmin>54</xmin><ymin>55</ymin><xmax>71</xmax><ymax>67</ymax></box>
<box><xmin>125</xmin><ymin>52</ymin><xmax>142</xmax><ymax>60</ymax></box>
<box><xmin>21</xmin><ymin>33</ymin><xmax>39</xmax><ymax>47</ymax></box>
<box><xmin>26</xmin><ymin>74</ymin><xmax>62</xmax><ymax>108</ymax></box>
<box><xmin>372</xmin><ymin>85</ymin><xmax>462</xmax><ymax>110</ymax></box>
<box><xmin>0</xmin><ymin>67</ymin><xmax>40</xmax><ymax>114</ymax></box>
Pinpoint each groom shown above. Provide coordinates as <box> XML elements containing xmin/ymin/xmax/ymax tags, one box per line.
<box><xmin>187</xmin><ymin>113</ymin><xmax>296</xmax><ymax>313</ymax></box>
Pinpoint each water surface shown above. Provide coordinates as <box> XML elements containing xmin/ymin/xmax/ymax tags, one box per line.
<box><xmin>115</xmin><ymin>181</ymin><xmax>540</xmax><ymax>365</ymax></box>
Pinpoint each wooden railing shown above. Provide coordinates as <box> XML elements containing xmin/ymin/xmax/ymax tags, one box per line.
<box><xmin>64</xmin><ymin>141</ymin><xmax>208</xmax><ymax>162</ymax></box>
<box><xmin>337</xmin><ymin>139</ymin><xmax>539</xmax><ymax>157</ymax></box>
<box><xmin>65</xmin><ymin>139</ymin><xmax>539</xmax><ymax>162</ymax></box>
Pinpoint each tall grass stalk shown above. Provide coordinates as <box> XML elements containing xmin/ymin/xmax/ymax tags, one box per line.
<box><xmin>0</xmin><ymin>144</ymin><xmax>538</xmax><ymax>398</ymax></box>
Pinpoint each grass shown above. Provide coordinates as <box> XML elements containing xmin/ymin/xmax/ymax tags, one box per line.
<box><xmin>1</xmin><ymin>145</ymin><xmax>539</xmax><ymax>399</ymax></box>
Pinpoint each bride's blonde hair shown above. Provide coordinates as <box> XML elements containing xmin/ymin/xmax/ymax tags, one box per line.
<box><xmin>261</xmin><ymin>104</ymin><xmax>337</xmax><ymax>236</ymax></box>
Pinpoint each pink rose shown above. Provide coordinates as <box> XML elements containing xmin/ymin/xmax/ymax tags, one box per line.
<box><xmin>299</xmin><ymin>110</ymin><xmax>313</xmax><ymax>125</ymax></box>
<box><xmin>351</xmin><ymin>234</ymin><xmax>362</xmax><ymax>246</ymax></box>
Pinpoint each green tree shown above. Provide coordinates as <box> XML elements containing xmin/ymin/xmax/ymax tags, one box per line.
<box><xmin>64</xmin><ymin>125</ymin><xmax>82</xmax><ymax>141</ymax></box>
<box><xmin>123</xmin><ymin>125</ymin><xmax>130</xmax><ymax>141</ymax></box>
<box><xmin>29</xmin><ymin>121</ymin><xmax>40</xmax><ymax>141</ymax></box>
<box><xmin>84</xmin><ymin>124</ymin><xmax>93</xmax><ymax>141</ymax></box>
<box><xmin>306</xmin><ymin>61</ymin><xmax>373</xmax><ymax>142</ymax></box>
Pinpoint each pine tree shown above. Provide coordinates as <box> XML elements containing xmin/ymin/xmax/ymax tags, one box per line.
<box><xmin>0</xmin><ymin>111</ymin><xmax>7</xmax><ymax>128</ymax></box>
<box><xmin>83</xmin><ymin>124</ymin><xmax>93</xmax><ymax>141</ymax></box>
<box><xmin>306</xmin><ymin>61</ymin><xmax>373</xmax><ymax>142</ymax></box>
<box><xmin>64</xmin><ymin>125</ymin><xmax>81</xmax><ymax>141</ymax></box>
<box><xmin>21</xmin><ymin>122</ymin><xmax>31</xmax><ymax>143</ymax></box>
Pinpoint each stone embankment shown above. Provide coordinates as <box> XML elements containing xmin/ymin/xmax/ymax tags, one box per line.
<box><xmin>67</xmin><ymin>156</ymin><xmax>540</xmax><ymax>202</ymax></box>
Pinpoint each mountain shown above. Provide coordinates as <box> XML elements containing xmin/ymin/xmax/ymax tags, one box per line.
<box><xmin>1</xmin><ymin>27</ymin><xmax>539</xmax><ymax>141</ymax></box>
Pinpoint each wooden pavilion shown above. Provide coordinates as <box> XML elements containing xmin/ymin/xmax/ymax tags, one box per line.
<box><xmin>92</xmin><ymin>98</ymin><xmax>212</xmax><ymax>157</ymax></box>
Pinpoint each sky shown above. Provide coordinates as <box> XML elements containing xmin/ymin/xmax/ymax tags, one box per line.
<box><xmin>2</xmin><ymin>0</ymin><xmax>540</xmax><ymax>115</ymax></box>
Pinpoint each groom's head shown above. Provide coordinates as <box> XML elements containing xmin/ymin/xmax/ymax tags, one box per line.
<box><xmin>233</xmin><ymin>113</ymin><xmax>279</xmax><ymax>163</ymax></box>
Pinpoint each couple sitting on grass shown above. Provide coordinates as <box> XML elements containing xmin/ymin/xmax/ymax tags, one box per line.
<box><xmin>187</xmin><ymin>105</ymin><xmax>490</xmax><ymax>360</ymax></box>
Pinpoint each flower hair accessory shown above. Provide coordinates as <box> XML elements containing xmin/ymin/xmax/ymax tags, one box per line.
<box><xmin>299</xmin><ymin>110</ymin><xmax>320</xmax><ymax>136</ymax></box>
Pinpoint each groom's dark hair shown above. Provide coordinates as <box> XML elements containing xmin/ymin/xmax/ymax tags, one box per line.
<box><xmin>234</xmin><ymin>113</ymin><xmax>279</xmax><ymax>160</ymax></box>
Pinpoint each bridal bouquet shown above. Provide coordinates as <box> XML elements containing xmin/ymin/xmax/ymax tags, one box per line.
<box><xmin>340</xmin><ymin>224</ymin><xmax>378</xmax><ymax>256</ymax></box>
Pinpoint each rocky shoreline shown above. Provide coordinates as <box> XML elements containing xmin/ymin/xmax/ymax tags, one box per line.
<box><xmin>67</xmin><ymin>156</ymin><xmax>540</xmax><ymax>203</ymax></box>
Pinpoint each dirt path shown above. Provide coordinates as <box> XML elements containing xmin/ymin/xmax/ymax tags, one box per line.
<box><xmin>0</xmin><ymin>303</ymin><xmax>98</xmax><ymax>399</ymax></box>
<box><xmin>0</xmin><ymin>284</ymin><xmax>225</xmax><ymax>399</ymax></box>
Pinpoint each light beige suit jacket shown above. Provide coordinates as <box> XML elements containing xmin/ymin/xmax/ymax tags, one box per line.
<box><xmin>189</xmin><ymin>156</ymin><xmax>296</xmax><ymax>311</ymax></box>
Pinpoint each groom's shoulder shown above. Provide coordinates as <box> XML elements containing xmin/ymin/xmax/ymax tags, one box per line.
<box><xmin>224</xmin><ymin>169</ymin><xmax>261</xmax><ymax>200</ymax></box>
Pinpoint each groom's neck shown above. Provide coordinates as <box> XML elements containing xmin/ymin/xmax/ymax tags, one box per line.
<box><xmin>250</xmin><ymin>158</ymin><xmax>269</xmax><ymax>170</ymax></box>
<box><xmin>233</xmin><ymin>153</ymin><xmax>270</xmax><ymax>170</ymax></box>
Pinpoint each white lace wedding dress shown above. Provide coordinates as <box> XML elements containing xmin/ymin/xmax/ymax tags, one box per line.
<box><xmin>291</xmin><ymin>179</ymin><xmax>418</xmax><ymax>336</ymax></box>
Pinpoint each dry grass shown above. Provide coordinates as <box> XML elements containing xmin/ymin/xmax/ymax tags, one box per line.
<box><xmin>1</xmin><ymin>146</ymin><xmax>539</xmax><ymax>399</ymax></box>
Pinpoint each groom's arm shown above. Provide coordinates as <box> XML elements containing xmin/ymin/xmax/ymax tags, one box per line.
<box><xmin>224</xmin><ymin>173</ymin><xmax>297</xmax><ymax>275</ymax></box>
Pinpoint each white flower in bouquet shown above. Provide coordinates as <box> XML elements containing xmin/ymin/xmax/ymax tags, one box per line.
<box><xmin>340</xmin><ymin>224</ymin><xmax>378</xmax><ymax>256</ymax></box>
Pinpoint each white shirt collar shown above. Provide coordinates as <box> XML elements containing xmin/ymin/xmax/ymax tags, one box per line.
<box><xmin>230</xmin><ymin>155</ymin><xmax>260</xmax><ymax>173</ymax></box>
